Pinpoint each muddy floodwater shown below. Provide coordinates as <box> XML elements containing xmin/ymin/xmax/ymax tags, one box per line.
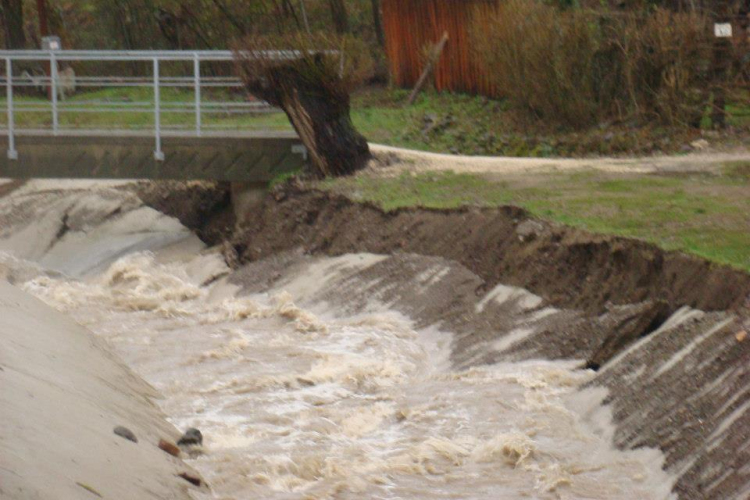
<box><xmin>0</xmin><ymin>181</ymin><xmax>678</xmax><ymax>499</ymax></box>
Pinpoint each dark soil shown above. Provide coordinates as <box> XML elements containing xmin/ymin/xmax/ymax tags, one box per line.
<box><xmin>135</xmin><ymin>181</ymin><xmax>235</xmax><ymax>246</ymax></box>
<box><xmin>227</xmin><ymin>184</ymin><xmax>750</xmax><ymax>315</ymax></box>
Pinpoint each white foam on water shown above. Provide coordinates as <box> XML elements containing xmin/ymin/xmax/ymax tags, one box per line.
<box><xmin>11</xmin><ymin>250</ymin><xmax>677</xmax><ymax>500</ymax></box>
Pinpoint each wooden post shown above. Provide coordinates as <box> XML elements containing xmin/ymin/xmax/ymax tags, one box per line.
<box><xmin>36</xmin><ymin>0</ymin><xmax>52</xmax><ymax>100</ymax></box>
<box><xmin>406</xmin><ymin>31</ymin><xmax>449</xmax><ymax>106</ymax></box>
<box><xmin>371</xmin><ymin>0</ymin><xmax>385</xmax><ymax>48</ymax></box>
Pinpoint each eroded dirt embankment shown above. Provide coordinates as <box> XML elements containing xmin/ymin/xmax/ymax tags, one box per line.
<box><xmin>138</xmin><ymin>180</ymin><xmax>750</xmax><ymax>500</ymax></box>
<box><xmin>141</xmin><ymin>181</ymin><xmax>750</xmax><ymax>314</ymax></box>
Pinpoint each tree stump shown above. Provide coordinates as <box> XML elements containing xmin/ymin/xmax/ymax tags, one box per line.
<box><xmin>238</xmin><ymin>53</ymin><xmax>370</xmax><ymax>178</ymax></box>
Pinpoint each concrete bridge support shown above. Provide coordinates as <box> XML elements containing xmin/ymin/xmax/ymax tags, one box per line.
<box><xmin>0</xmin><ymin>132</ymin><xmax>306</xmax><ymax>182</ymax></box>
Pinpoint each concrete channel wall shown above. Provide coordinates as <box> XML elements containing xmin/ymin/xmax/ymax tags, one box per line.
<box><xmin>0</xmin><ymin>132</ymin><xmax>306</xmax><ymax>181</ymax></box>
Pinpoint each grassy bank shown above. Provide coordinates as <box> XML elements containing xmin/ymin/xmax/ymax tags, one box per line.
<box><xmin>320</xmin><ymin>164</ymin><xmax>750</xmax><ymax>272</ymax></box>
<box><xmin>3</xmin><ymin>86</ymin><xmax>749</xmax><ymax>157</ymax></box>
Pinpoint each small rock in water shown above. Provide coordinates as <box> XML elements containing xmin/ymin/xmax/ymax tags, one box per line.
<box><xmin>113</xmin><ymin>425</ymin><xmax>138</xmax><ymax>443</ymax></box>
<box><xmin>177</xmin><ymin>428</ymin><xmax>203</xmax><ymax>447</ymax></box>
<box><xmin>736</xmin><ymin>330</ymin><xmax>747</xmax><ymax>342</ymax></box>
<box><xmin>177</xmin><ymin>472</ymin><xmax>202</xmax><ymax>487</ymax></box>
<box><xmin>158</xmin><ymin>439</ymin><xmax>181</xmax><ymax>457</ymax></box>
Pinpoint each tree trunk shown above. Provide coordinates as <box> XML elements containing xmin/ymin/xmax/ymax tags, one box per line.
<box><xmin>279</xmin><ymin>86</ymin><xmax>369</xmax><ymax>177</ymax></box>
<box><xmin>371</xmin><ymin>0</ymin><xmax>385</xmax><ymax>48</ymax></box>
<box><xmin>327</xmin><ymin>0</ymin><xmax>349</xmax><ymax>34</ymax></box>
<box><xmin>1</xmin><ymin>0</ymin><xmax>26</xmax><ymax>49</ymax></box>
<box><xmin>36</xmin><ymin>0</ymin><xmax>49</xmax><ymax>37</ymax></box>
<box><xmin>242</xmin><ymin>58</ymin><xmax>370</xmax><ymax>178</ymax></box>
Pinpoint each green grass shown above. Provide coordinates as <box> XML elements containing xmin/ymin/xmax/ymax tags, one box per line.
<box><xmin>321</xmin><ymin>170</ymin><xmax>750</xmax><ymax>272</ymax></box>
<box><xmin>0</xmin><ymin>86</ymin><xmax>293</xmax><ymax>131</ymax></box>
<box><xmin>320</xmin><ymin>170</ymin><xmax>513</xmax><ymax>210</ymax></box>
<box><xmin>723</xmin><ymin>160</ymin><xmax>750</xmax><ymax>180</ymax></box>
<box><xmin>6</xmin><ymin>86</ymin><xmax>749</xmax><ymax>157</ymax></box>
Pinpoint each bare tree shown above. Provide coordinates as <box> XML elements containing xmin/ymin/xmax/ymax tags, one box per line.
<box><xmin>371</xmin><ymin>0</ymin><xmax>384</xmax><ymax>47</ymax></box>
<box><xmin>36</xmin><ymin>0</ymin><xmax>50</xmax><ymax>38</ymax></box>
<box><xmin>327</xmin><ymin>0</ymin><xmax>349</xmax><ymax>34</ymax></box>
<box><xmin>1</xmin><ymin>0</ymin><xmax>26</xmax><ymax>49</ymax></box>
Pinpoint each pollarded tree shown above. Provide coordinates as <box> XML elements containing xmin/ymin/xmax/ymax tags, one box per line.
<box><xmin>234</xmin><ymin>33</ymin><xmax>372</xmax><ymax>178</ymax></box>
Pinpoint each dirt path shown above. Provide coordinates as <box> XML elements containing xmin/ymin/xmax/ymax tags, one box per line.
<box><xmin>370</xmin><ymin>143</ymin><xmax>750</xmax><ymax>176</ymax></box>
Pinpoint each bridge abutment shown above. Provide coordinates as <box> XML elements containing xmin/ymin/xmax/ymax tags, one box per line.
<box><xmin>0</xmin><ymin>132</ymin><xmax>306</xmax><ymax>182</ymax></box>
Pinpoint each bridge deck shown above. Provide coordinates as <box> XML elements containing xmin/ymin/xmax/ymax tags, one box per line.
<box><xmin>0</xmin><ymin>131</ymin><xmax>306</xmax><ymax>182</ymax></box>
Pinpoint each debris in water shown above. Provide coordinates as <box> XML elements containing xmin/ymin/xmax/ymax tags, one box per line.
<box><xmin>177</xmin><ymin>472</ymin><xmax>202</xmax><ymax>487</ymax></box>
<box><xmin>158</xmin><ymin>439</ymin><xmax>181</xmax><ymax>457</ymax></box>
<box><xmin>296</xmin><ymin>376</ymin><xmax>316</xmax><ymax>387</ymax></box>
<box><xmin>113</xmin><ymin>425</ymin><xmax>137</xmax><ymax>443</ymax></box>
<box><xmin>177</xmin><ymin>428</ymin><xmax>203</xmax><ymax>447</ymax></box>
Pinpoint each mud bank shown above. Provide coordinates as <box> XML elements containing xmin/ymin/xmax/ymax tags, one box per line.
<box><xmin>0</xmin><ymin>279</ymin><xmax>207</xmax><ymax>499</ymax></box>
<box><xmin>140</xmin><ymin>182</ymin><xmax>750</xmax><ymax>499</ymax></box>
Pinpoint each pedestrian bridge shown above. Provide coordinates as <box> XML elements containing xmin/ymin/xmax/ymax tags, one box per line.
<box><xmin>0</xmin><ymin>50</ymin><xmax>307</xmax><ymax>182</ymax></box>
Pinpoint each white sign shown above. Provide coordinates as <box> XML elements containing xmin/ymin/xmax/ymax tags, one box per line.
<box><xmin>714</xmin><ymin>23</ymin><xmax>733</xmax><ymax>38</ymax></box>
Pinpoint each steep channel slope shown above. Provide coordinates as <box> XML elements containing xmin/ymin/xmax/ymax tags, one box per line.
<box><xmin>218</xmin><ymin>185</ymin><xmax>750</xmax><ymax>500</ymax></box>
<box><xmin>0</xmin><ymin>278</ymin><xmax>206</xmax><ymax>500</ymax></box>
<box><xmin>0</xmin><ymin>180</ymin><xmax>207</xmax><ymax>500</ymax></box>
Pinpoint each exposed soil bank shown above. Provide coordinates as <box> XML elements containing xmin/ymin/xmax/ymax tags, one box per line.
<box><xmin>139</xmin><ymin>180</ymin><xmax>750</xmax><ymax>313</ymax></box>
<box><xmin>225</xmin><ymin>185</ymin><xmax>749</xmax><ymax>314</ymax></box>
<box><xmin>0</xmin><ymin>280</ymin><xmax>207</xmax><ymax>500</ymax></box>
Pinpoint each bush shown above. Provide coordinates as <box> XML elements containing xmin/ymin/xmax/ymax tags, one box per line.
<box><xmin>472</xmin><ymin>1</ymin><xmax>713</xmax><ymax>129</ymax></box>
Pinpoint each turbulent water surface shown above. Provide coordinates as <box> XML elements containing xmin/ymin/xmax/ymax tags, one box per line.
<box><xmin>0</xmin><ymin>181</ymin><xmax>675</xmax><ymax>499</ymax></box>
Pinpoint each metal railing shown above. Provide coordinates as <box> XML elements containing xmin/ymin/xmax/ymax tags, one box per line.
<box><xmin>0</xmin><ymin>50</ymin><xmax>292</xmax><ymax>161</ymax></box>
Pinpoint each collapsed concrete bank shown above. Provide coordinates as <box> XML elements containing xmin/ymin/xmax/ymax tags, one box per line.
<box><xmin>139</xmin><ymin>180</ymin><xmax>750</xmax><ymax>500</ymax></box>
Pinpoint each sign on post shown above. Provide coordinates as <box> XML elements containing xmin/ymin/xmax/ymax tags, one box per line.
<box><xmin>714</xmin><ymin>23</ymin><xmax>733</xmax><ymax>38</ymax></box>
<box><xmin>42</xmin><ymin>36</ymin><xmax>61</xmax><ymax>50</ymax></box>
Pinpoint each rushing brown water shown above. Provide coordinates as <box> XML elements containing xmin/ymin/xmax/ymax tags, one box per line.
<box><xmin>0</xmin><ymin>181</ymin><xmax>676</xmax><ymax>499</ymax></box>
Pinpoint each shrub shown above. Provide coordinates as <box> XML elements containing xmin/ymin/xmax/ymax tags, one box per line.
<box><xmin>472</xmin><ymin>1</ymin><xmax>713</xmax><ymax>129</ymax></box>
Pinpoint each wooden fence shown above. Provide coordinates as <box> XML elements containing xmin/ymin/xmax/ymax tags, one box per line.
<box><xmin>381</xmin><ymin>0</ymin><xmax>498</xmax><ymax>96</ymax></box>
